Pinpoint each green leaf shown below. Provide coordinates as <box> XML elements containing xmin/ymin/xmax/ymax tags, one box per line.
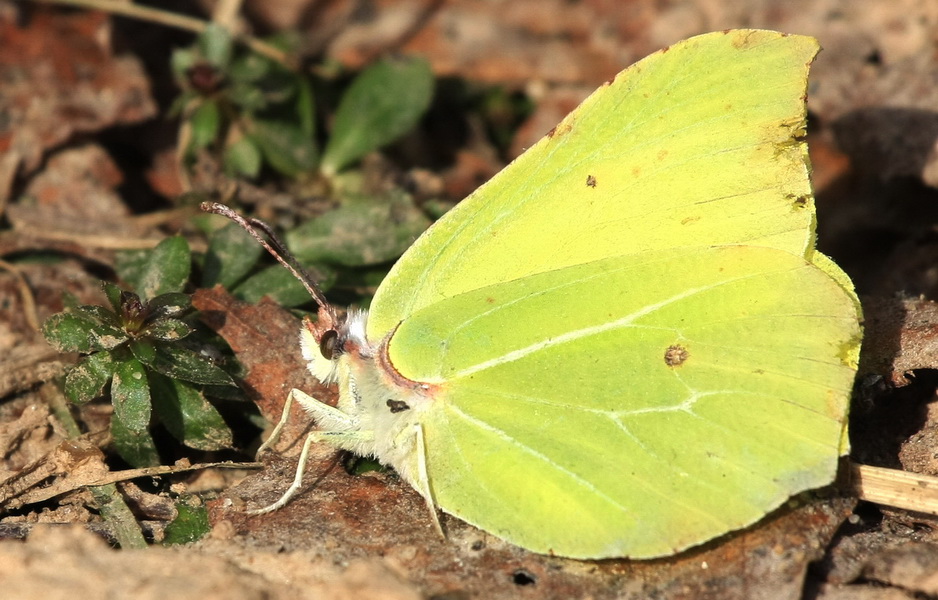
<box><xmin>102</xmin><ymin>282</ymin><xmax>123</xmax><ymax>313</ymax></box>
<box><xmin>142</xmin><ymin>319</ymin><xmax>193</xmax><ymax>342</ymax></box>
<box><xmin>64</xmin><ymin>351</ymin><xmax>115</xmax><ymax>404</ymax></box>
<box><xmin>295</xmin><ymin>76</ymin><xmax>315</xmax><ymax>137</ymax></box>
<box><xmin>203</xmin><ymin>222</ymin><xmax>264</xmax><ymax>288</ymax></box>
<box><xmin>138</xmin><ymin>237</ymin><xmax>191</xmax><ymax>300</ymax></box>
<box><xmin>345</xmin><ymin>454</ymin><xmax>385</xmax><ymax>476</ymax></box>
<box><xmin>129</xmin><ymin>339</ymin><xmax>157</xmax><ymax>365</ymax></box>
<box><xmin>163</xmin><ymin>503</ymin><xmax>211</xmax><ymax>545</ymax></box>
<box><xmin>320</xmin><ymin>56</ymin><xmax>434</xmax><ymax>175</ymax></box>
<box><xmin>111</xmin><ymin>358</ymin><xmax>151</xmax><ymax>432</ymax></box>
<box><xmin>146</xmin><ymin>293</ymin><xmax>192</xmax><ymax>319</ymax></box>
<box><xmin>201</xmin><ymin>382</ymin><xmax>246</xmax><ymax>402</ymax></box>
<box><xmin>250</xmin><ymin>70</ymin><xmax>296</xmax><ymax>105</ymax></box>
<box><xmin>170</xmin><ymin>47</ymin><xmax>197</xmax><ymax>81</ymax></box>
<box><xmin>114</xmin><ymin>249</ymin><xmax>150</xmax><ymax>293</ymax></box>
<box><xmin>249</xmin><ymin>118</ymin><xmax>318</xmax><ymax>177</ymax></box>
<box><xmin>148</xmin><ymin>344</ymin><xmax>235</xmax><ymax>386</ymax></box>
<box><xmin>339</xmin><ymin>264</ymin><xmax>391</xmax><ymax>293</ymax></box>
<box><xmin>168</xmin><ymin>90</ymin><xmax>200</xmax><ymax>119</ymax></box>
<box><xmin>150</xmin><ymin>374</ymin><xmax>233</xmax><ymax>451</ymax></box>
<box><xmin>42</xmin><ymin>312</ymin><xmax>128</xmax><ymax>353</ymax></box>
<box><xmin>198</xmin><ymin>23</ymin><xmax>233</xmax><ymax>68</ymax></box>
<box><xmin>228</xmin><ymin>52</ymin><xmax>272</xmax><ymax>84</ymax></box>
<box><xmin>285</xmin><ymin>191</ymin><xmax>431</xmax><ymax>267</ymax></box>
<box><xmin>72</xmin><ymin>304</ymin><xmax>123</xmax><ymax>329</ymax></box>
<box><xmin>111</xmin><ymin>408</ymin><xmax>160</xmax><ymax>467</ymax></box>
<box><xmin>227</xmin><ymin>81</ymin><xmax>267</xmax><ymax>112</ymax></box>
<box><xmin>234</xmin><ymin>262</ymin><xmax>335</xmax><ymax>307</ymax></box>
<box><xmin>189</xmin><ymin>100</ymin><xmax>221</xmax><ymax>151</ymax></box>
<box><xmin>223</xmin><ymin>136</ymin><xmax>263</xmax><ymax>178</ymax></box>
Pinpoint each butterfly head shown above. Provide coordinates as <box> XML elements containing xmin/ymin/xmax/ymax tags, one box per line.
<box><xmin>300</xmin><ymin>307</ymin><xmax>372</xmax><ymax>385</ymax></box>
<box><xmin>197</xmin><ymin>202</ymin><xmax>382</xmax><ymax>388</ymax></box>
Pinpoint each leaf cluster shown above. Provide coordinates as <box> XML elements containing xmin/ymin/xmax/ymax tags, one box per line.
<box><xmin>171</xmin><ymin>25</ymin><xmax>434</xmax><ymax>180</ymax></box>
<box><xmin>40</xmin><ymin>20</ymin><xmax>446</xmax><ymax>497</ymax></box>
<box><xmin>42</xmin><ymin>238</ymin><xmax>236</xmax><ymax>467</ymax></box>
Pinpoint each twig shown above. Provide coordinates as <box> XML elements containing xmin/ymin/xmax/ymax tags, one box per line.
<box><xmin>210</xmin><ymin>0</ymin><xmax>243</xmax><ymax>31</ymax></box>
<box><xmin>39</xmin><ymin>383</ymin><xmax>148</xmax><ymax>549</ymax></box>
<box><xmin>8</xmin><ymin>458</ymin><xmax>260</xmax><ymax>508</ymax></box>
<box><xmin>0</xmin><ymin>259</ymin><xmax>41</xmax><ymax>332</ymax></box>
<box><xmin>11</xmin><ymin>224</ymin><xmax>165</xmax><ymax>250</ymax></box>
<box><xmin>849</xmin><ymin>462</ymin><xmax>938</xmax><ymax>516</ymax></box>
<box><xmin>31</xmin><ymin>0</ymin><xmax>295</xmax><ymax>69</ymax></box>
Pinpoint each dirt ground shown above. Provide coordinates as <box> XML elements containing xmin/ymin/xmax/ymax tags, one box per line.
<box><xmin>3</xmin><ymin>1</ymin><xmax>938</xmax><ymax>599</ymax></box>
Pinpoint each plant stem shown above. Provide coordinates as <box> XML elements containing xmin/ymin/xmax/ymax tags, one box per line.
<box><xmin>31</xmin><ymin>0</ymin><xmax>295</xmax><ymax>69</ymax></box>
<box><xmin>41</xmin><ymin>383</ymin><xmax>148</xmax><ymax>549</ymax></box>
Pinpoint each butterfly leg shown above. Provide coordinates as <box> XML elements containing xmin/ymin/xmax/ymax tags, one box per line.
<box><xmin>247</xmin><ymin>426</ymin><xmax>322</xmax><ymax>515</ymax></box>
<box><xmin>248</xmin><ymin>389</ymin><xmax>375</xmax><ymax>515</ymax></box>
<box><xmin>254</xmin><ymin>388</ymin><xmax>298</xmax><ymax>458</ymax></box>
<box><xmin>255</xmin><ymin>388</ymin><xmax>362</xmax><ymax>455</ymax></box>
<box><xmin>399</xmin><ymin>422</ymin><xmax>444</xmax><ymax>538</ymax></box>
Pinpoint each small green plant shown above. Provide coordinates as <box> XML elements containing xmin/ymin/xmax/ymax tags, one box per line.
<box><xmin>169</xmin><ymin>24</ymin><xmax>439</xmax><ymax>307</ymax></box>
<box><xmin>162</xmin><ymin>501</ymin><xmax>211</xmax><ymax>545</ymax></box>
<box><xmin>171</xmin><ymin>25</ymin><xmax>434</xmax><ymax>180</ymax></box>
<box><xmin>42</xmin><ymin>237</ymin><xmax>236</xmax><ymax>467</ymax></box>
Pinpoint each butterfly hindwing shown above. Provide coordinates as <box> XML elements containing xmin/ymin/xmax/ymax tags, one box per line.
<box><xmin>388</xmin><ymin>245</ymin><xmax>858</xmax><ymax>558</ymax></box>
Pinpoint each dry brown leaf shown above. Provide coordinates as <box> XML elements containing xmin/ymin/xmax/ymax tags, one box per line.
<box><xmin>863</xmin><ymin>542</ymin><xmax>938</xmax><ymax>596</ymax></box>
<box><xmin>0</xmin><ymin>8</ymin><xmax>156</xmax><ymax>177</ymax></box>
<box><xmin>860</xmin><ymin>296</ymin><xmax>938</xmax><ymax>387</ymax></box>
<box><xmin>193</xmin><ymin>287</ymin><xmax>329</xmax><ymax>456</ymax></box>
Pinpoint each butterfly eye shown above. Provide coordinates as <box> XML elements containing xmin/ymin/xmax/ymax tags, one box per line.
<box><xmin>319</xmin><ymin>329</ymin><xmax>340</xmax><ymax>360</ymax></box>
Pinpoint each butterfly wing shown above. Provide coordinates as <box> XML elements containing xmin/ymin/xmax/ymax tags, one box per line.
<box><xmin>368</xmin><ymin>30</ymin><xmax>823</xmax><ymax>339</ymax></box>
<box><xmin>358</xmin><ymin>29</ymin><xmax>862</xmax><ymax>558</ymax></box>
<box><xmin>389</xmin><ymin>245</ymin><xmax>860</xmax><ymax>559</ymax></box>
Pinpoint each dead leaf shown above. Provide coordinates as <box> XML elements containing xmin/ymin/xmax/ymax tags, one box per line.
<box><xmin>193</xmin><ymin>287</ymin><xmax>329</xmax><ymax>455</ymax></box>
<box><xmin>0</xmin><ymin>438</ymin><xmax>108</xmax><ymax>511</ymax></box>
<box><xmin>863</xmin><ymin>542</ymin><xmax>938</xmax><ymax>596</ymax></box>
<box><xmin>214</xmin><ymin>439</ymin><xmax>856</xmax><ymax>600</ymax></box>
<box><xmin>0</xmin><ymin>8</ymin><xmax>156</xmax><ymax>178</ymax></box>
<box><xmin>859</xmin><ymin>296</ymin><xmax>938</xmax><ymax>387</ymax></box>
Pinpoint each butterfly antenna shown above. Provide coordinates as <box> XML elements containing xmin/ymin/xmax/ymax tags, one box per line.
<box><xmin>200</xmin><ymin>202</ymin><xmax>338</xmax><ymax>325</ymax></box>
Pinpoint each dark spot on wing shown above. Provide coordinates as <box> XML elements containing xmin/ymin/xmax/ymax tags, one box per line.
<box><xmin>664</xmin><ymin>344</ymin><xmax>689</xmax><ymax>367</ymax></box>
<box><xmin>549</xmin><ymin>123</ymin><xmax>573</xmax><ymax>139</ymax></box>
<box><xmin>386</xmin><ymin>399</ymin><xmax>411</xmax><ymax>413</ymax></box>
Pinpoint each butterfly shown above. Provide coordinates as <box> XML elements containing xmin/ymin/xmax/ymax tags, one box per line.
<box><xmin>208</xmin><ymin>29</ymin><xmax>861</xmax><ymax>559</ymax></box>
